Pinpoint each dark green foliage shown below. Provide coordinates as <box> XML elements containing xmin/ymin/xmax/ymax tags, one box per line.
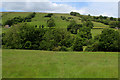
<box><xmin>101</xmin><ymin>20</ymin><xmax>109</xmax><ymax>25</ymax></box>
<box><xmin>70</xmin><ymin>12</ymin><xmax>80</xmax><ymax>16</ymax></box>
<box><xmin>2</xmin><ymin>12</ymin><xmax>120</xmax><ymax>52</ymax></box>
<box><xmin>81</xmin><ymin>16</ymin><xmax>90</xmax><ymax>22</ymax></box>
<box><xmin>78</xmin><ymin>27</ymin><xmax>92</xmax><ymax>46</ymax></box>
<box><xmin>91</xmin><ymin>15</ymin><xmax>117</xmax><ymax>25</ymax></box>
<box><xmin>61</xmin><ymin>16</ymin><xmax>69</xmax><ymax>21</ymax></box>
<box><xmin>24</xmin><ymin>41</ymin><xmax>32</xmax><ymax>49</ymax></box>
<box><xmin>67</xmin><ymin>21</ymin><xmax>82</xmax><ymax>34</ymax></box>
<box><xmin>83</xmin><ymin>21</ymin><xmax>94</xmax><ymax>29</ymax></box>
<box><xmin>88</xmin><ymin>14</ymin><xmax>91</xmax><ymax>16</ymax></box>
<box><xmin>68</xmin><ymin>17</ymin><xmax>73</xmax><ymax>19</ymax></box>
<box><xmin>2</xmin><ymin>23</ymin><xmax>75</xmax><ymax>51</ymax></box>
<box><xmin>98</xmin><ymin>29</ymin><xmax>120</xmax><ymax>51</ymax></box>
<box><xmin>86</xmin><ymin>28</ymin><xmax>120</xmax><ymax>52</ymax></box>
<box><xmin>110</xmin><ymin>17</ymin><xmax>114</xmax><ymax>21</ymax></box>
<box><xmin>47</xmin><ymin>18</ymin><xmax>55</xmax><ymax>27</ymax></box>
<box><xmin>40</xmin><ymin>28</ymin><xmax>73</xmax><ymax>51</ymax></box>
<box><xmin>85</xmin><ymin>41</ymin><xmax>99</xmax><ymax>51</ymax></box>
<box><xmin>4</xmin><ymin>16</ymin><xmax>23</xmax><ymax>26</ymax></box>
<box><xmin>44</xmin><ymin>13</ymin><xmax>53</xmax><ymax>17</ymax></box>
<box><xmin>73</xmin><ymin>37</ymin><xmax>83</xmax><ymax>51</ymax></box>
<box><xmin>61</xmin><ymin>16</ymin><xmax>66</xmax><ymax>20</ymax></box>
<box><xmin>2</xmin><ymin>23</ymin><xmax>46</xmax><ymax>49</ymax></box>
<box><xmin>109</xmin><ymin>21</ymin><xmax>118</xmax><ymax>28</ymax></box>
<box><xmin>4</xmin><ymin>12</ymin><xmax>36</xmax><ymax>26</ymax></box>
<box><xmin>78</xmin><ymin>27</ymin><xmax>92</xmax><ymax>40</ymax></box>
<box><xmin>60</xmin><ymin>46</ymin><xmax>68</xmax><ymax>51</ymax></box>
<box><xmin>118</xmin><ymin>21</ymin><xmax>120</xmax><ymax>28</ymax></box>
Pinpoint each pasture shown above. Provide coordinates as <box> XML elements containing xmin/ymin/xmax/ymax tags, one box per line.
<box><xmin>2</xmin><ymin>49</ymin><xmax>118</xmax><ymax>78</ymax></box>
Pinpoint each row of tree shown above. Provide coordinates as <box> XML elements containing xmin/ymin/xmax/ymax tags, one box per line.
<box><xmin>86</xmin><ymin>28</ymin><xmax>120</xmax><ymax>51</ymax></box>
<box><xmin>70</xmin><ymin>12</ymin><xmax>119</xmax><ymax>28</ymax></box>
<box><xmin>3</xmin><ymin>22</ymin><xmax>119</xmax><ymax>52</ymax></box>
<box><xmin>3</xmin><ymin>12</ymin><xmax>36</xmax><ymax>26</ymax></box>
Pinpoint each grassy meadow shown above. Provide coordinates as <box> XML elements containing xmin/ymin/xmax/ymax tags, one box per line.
<box><xmin>2</xmin><ymin>49</ymin><xmax>118</xmax><ymax>78</ymax></box>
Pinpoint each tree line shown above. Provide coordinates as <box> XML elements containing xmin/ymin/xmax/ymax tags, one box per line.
<box><xmin>70</xmin><ymin>12</ymin><xmax>119</xmax><ymax>29</ymax></box>
<box><xmin>3</xmin><ymin>12</ymin><xmax>36</xmax><ymax>26</ymax></box>
<box><xmin>2</xmin><ymin>12</ymin><xmax>120</xmax><ymax>52</ymax></box>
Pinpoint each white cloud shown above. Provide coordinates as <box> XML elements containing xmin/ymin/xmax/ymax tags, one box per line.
<box><xmin>1</xmin><ymin>2</ymin><xmax>118</xmax><ymax>17</ymax></box>
<box><xmin>2</xmin><ymin>2</ymin><xmax>76</xmax><ymax>13</ymax></box>
<box><xmin>74</xmin><ymin>2</ymin><xmax>118</xmax><ymax>17</ymax></box>
<box><xmin>1</xmin><ymin>0</ymin><xmax>119</xmax><ymax>2</ymax></box>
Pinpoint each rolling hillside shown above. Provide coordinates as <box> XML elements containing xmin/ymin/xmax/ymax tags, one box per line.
<box><xmin>1</xmin><ymin>12</ymin><xmax>111</xmax><ymax>37</ymax></box>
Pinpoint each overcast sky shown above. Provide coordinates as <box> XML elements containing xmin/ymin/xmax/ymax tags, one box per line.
<box><xmin>0</xmin><ymin>0</ymin><xmax>119</xmax><ymax>17</ymax></box>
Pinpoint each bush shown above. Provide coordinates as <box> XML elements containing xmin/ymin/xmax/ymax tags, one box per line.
<box><xmin>83</xmin><ymin>21</ymin><xmax>94</xmax><ymax>29</ymax></box>
<box><xmin>60</xmin><ymin>46</ymin><xmax>68</xmax><ymax>51</ymax></box>
<box><xmin>70</xmin><ymin>12</ymin><xmax>80</xmax><ymax>16</ymax></box>
<box><xmin>67</xmin><ymin>21</ymin><xmax>82</xmax><ymax>34</ymax></box>
<box><xmin>47</xmin><ymin>18</ymin><xmax>55</xmax><ymax>28</ymax></box>
<box><xmin>61</xmin><ymin>16</ymin><xmax>66</xmax><ymax>20</ymax></box>
<box><xmin>85</xmin><ymin>41</ymin><xmax>99</xmax><ymax>51</ymax></box>
<box><xmin>4</xmin><ymin>12</ymin><xmax>36</xmax><ymax>26</ymax></box>
<box><xmin>24</xmin><ymin>41</ymin><xmax>32</xmax><ymax>49</ymax></box>
<box><xmin>109</xmin><ymin>21</ymin><xmax>118</xmax><ymax>28</ymax></box>
<box><xmin>78</xmin><ymin>26</ymin><xmax>92</xmax><ymax>40</ymax></box>
<box><xmin>52</xmin><ymin>46</ymin><xmax>61</xmax><ymax>51</ymax></box>
<box><xmin>98</xmin><ymin>28</ymin><xmax>120</xmax><ymax>51</ymax></box>
<box><xmin>44</xmin><ymin>13</ymin><xmax>53</xmax><ymax>17</ymax></box>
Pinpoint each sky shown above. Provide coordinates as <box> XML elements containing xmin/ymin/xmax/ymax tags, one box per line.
<box><xmin>0</xmin><ymin>0</ymin><xmax>119</xmax><ymax>17</ymax></box>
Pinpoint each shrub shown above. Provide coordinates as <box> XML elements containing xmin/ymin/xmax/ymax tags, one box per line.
<box><xmin>44</xmin><ymin>13</ymin><xmax>53</xmax><ymax>17</ymax></box>
<box><xmin>109</xmin><ymin>21</ymin><xmax>118</xmax><ymax>28</ymax></box>
<box><xmin>47</xmin><ymin>18</ymin><xmax>55</xmax><ymax>28</ymax></box>
<box><xmin>70</xmin><ymin>12</ymin><xmax>80</xmax><ymax>16</ymax></box>
<box><xmin>60</xmin><ymin>46</ymin><xmax>68</xmax><ymax>51</ymax></box>
<box><xmin>52</xmin><ymin>46</ymin><xmax>61</xmax><ymax>51</ymax></box>
<box><xmin>24</xmin><ymin>41</ymin><xmax>32</xmax><ymax>49</ymax></box>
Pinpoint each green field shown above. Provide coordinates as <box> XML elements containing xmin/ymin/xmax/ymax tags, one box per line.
<box><xmin>91</xmin><ymin>29</ymin><xmax>103</xmax><ymax>38</ymax></box>
<box><xmin>0</xmin><ymin>49</ymin><xmax>1</xmax><ymax>79</ymax></box>
<box><xmin>2</xmin><ymin>49</ymin><xmax>118</xmax><ymax>78</ymax></box>
<box><xmin>92</xmin><ymin>21</ymin><xmax>109</xmax><ymax>28</ymax></box>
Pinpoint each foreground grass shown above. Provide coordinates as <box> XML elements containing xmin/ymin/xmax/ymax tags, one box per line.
<box><xmin>0</xmin><ymin>49</ymin><xmax>2</xmax><ymax>79</ymax></box>
<box><xmin>2</xmin><ymin>49</ymin><xmax>118</xmax><ymax>78</ymax></box>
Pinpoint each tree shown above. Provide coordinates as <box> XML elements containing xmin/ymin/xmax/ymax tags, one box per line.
<box><xmin>47</xmin><ymin>18</ymin><xmax>55</xmax><ymax>28</ymax></box>
<box><xmin>4</xmin><ymin>12</ymin><xmax>36</xmax><ymax>26</ymax></box>
<box><xmin>98</xmin><ymin>28</ymin><xmax>119</xmax><ymax>51</ymax></box>
<box><xmin>83</xmin><ymin>21</ymin><xmax>94</xmax><ymax>29</ymax></box>
<box><xmin>85</xmin><ymin>28</ymin><xmax>120</xmax><ymax>52</ymax></box>
<box><xmin>2</xmin><ymin>23</ymin><xmax>46</xmax><ymax>49</ymax></box>
<box><xmin>44</xmin><ymin>13</ymin><xmax>53</xmax><ymax>17</ymax></box>
<box><xmin>67</xmin><ymin>20</ymin><xmax>82</xmax><ymax>34</ymax></box>
<box><xmin>110</xmin><ymin>17</ymin><xmax>114</xmax><ymax>21</ymax></box>
<box><xmin>40</xmin><ymin>28</ymin><xmax>74</xmax><ymax>51</ymax></box>
<box><xmin>78</xmin><ymin>27</ymin><xmax>92</xmax><ymax>39</ymax></box>
<box><xmin>70</xmin><ymin>12</ymin><xmax>80</xmax><ymax>16</ymax></box>
<box><xmin>109</xmin><ymin>21</ymin><xmax>118</xmax><ymax>28</ymax></box>
<box><xmin>73</xmin><ymin>37</ymin><xmax>83</xmax><ymax>51</ymax></box>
